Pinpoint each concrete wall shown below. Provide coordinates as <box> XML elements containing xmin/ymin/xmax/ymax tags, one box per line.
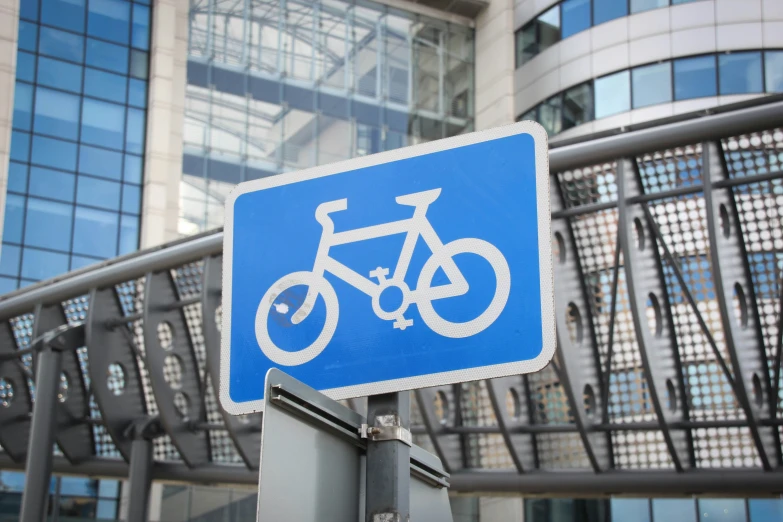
<box><xmin>140</xmin><ymin>0</ymin><xmax>189</xmax><ymax>248</ymax></box>
<box><xmin>475</xmin><ymin>0</ymin><xmax>516</xmax><ymax>130</ymax></box>
<box><xmin>0</xmin><ymin>0</ymin><xmax>19</xmax><ymax>248</ymax></box>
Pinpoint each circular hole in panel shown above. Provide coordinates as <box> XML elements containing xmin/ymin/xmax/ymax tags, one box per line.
<box><xmin>633</xmin><ymin>218</ymin><xmax>646</xmax><ymax>251</ymax></box>
<box><xmin>719</xmin><ymin>204</ymin><xmax>731</xmax><ymax>239</ymax></box>
<box><xmin>565</xmin><ymin>303</ymin><xmax>583</xmax><ymax>346</ymax></box>
<box><xmin>107</xmin><ymin>363</ymin><xmax>126</xmax><ymax>396</ymax></box>
<box><xmin>163</xmin><ymin>354</ymin><xmax>184</xmax><ymax>390</ymax></box>
<box><xmin>732</xmin><ymin>283</ymin><xmax>748</xmax><ymax>329</ymax></box>
<box><xmin>174</xmin><ymin>391</ymin><xmax>190</xmax><ymax>420</ymax></box>
<box><xmin>665</xmin><ymin>379</ymin><xmax>678</xmax><ymax>413</ymax></box>
<box><xmin>751</xmin><ymin>373</ymin><xmax>763</xmax><ymax>408</ymax></box>
<box><xmin>58</xmin><ymin>372</ymin><xmax>69</xmax><ymax>403</ymax></box>
<box><xmin>157</xmin><ymin>322</ymin><xmax>174</xmax><ymax>351</ymax></box>
<box><xmin>506</xmin><ymin>388</ymin><xmax>521</xmax><ymax>420</ymax></box>
<box><xmin>215</xmin><ymin>304</ymin><xmax>222</xmax><ymax>333</ymax></box>
<box><xmin>433</xmin><ymin>390</ymin><xmax>449</xmax><ymax>425</ymax></box>
<box><xmin>553</xmin><ymin>232</ymin><xmax>566</xmax><ymax>264</ymax></box>
<box><xmin>0</xmin><ymin>378</ymin><xmax>14</xmax><ymax>408</ymax></box>
<box><xmin>647</xmin><ymin>293</ymin><xmax>662</xmax><ymax>338</ymax></box>
<box><xmin>583</xmin><ymin>384</ymin><xmax>596</xmax><ymax>419</ymax></box>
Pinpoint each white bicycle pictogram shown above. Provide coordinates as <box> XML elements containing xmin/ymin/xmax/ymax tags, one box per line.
<box><xmin>255</xmin><ymin>188</ymin><xmax>511</xmax><ymax>366</ymax></box>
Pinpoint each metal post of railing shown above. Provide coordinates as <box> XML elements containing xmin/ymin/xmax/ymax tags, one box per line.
<box><xmin>127</xmin><ymin>437</ymin><xmax>153</xmax><ymax>522</ymax></box>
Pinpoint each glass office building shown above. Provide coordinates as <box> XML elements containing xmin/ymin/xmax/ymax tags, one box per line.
<box><xmin>0</xmin><ymin>0</ymin><xmax>151</xmax><ymax>292</ymax></box>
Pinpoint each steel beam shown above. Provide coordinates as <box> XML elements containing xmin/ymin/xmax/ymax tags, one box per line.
<box><xmin>617</xmin><ymin>158</ymin><xmax>692</xmax><ymax>470</ymax></box>
<box><xmin>127</xmin><ymin>438</ymin><xmax>154</xmax><ymax>522</ymax></box>
<box><xmin>201</xmin><ymin>254</ymin><xmax>261</xmax><ymax>468</ymax></box>
<box><xmin>413</xmin><ymin>386</ymin><xmax>459</xmax><ymax>473</ymax></box>
<box><xmin>0</xmin><ymin>321</ymin><xmax>33</xmax><ymax>462</ymax></box>
<box><xmin>701</xmin><ymin>140</ymin><xmax>781</xmax><ymax>468</ymax></box>
<box><xmin>85</xmin><ymin>286</ymin><xmax>148</xmax><ymax>460</ymax></box>
<box><xmin>485</xmin><ymin>376</ymin><xmax>534</xmax><ymax>472</ymax></box>
<box><xmin>142</xmin><ymin>271</ymin><xmax>209</xmax><ymax>467</ymax></box>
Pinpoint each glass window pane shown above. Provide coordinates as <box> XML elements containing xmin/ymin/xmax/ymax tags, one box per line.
<box><xmin>563</xmin><ymin>82</ymin><xmax>593</xmax><ymax>129</ymax></box>
<box><xmin>73</xmin><ymin>207</ymin><xmax>118</xmax><ymax>258</ymax></box>
<box><xmin>612</xmin><ymin>499</ymin><xmax>650</xmax><ymax>522</ymax></box>
<box><xmin>31</xmin><ymin>135</ymin><xmax>77</xmax><ymax>171</ymax></box>
<box><xmin>24</xmin><ymin>198</ymin><xmax>73</xmax><ymax>251</ymax></box>
<box><xmin>39</xmin><ymin>26</ymin><xmax>84</xmax><ymax>63</ymax></box>
<box><xmin>0</xmin><ymin>276</ymin><xmax>18</xmax><ymax>293</ymax></box>
<box><xmin>125</xmin><ymin>108</ymin><xmax>145</xmax><ymax>154</ymax></box>
<box><xmin>562</xmin><ymin>0</ymin><xmax>591</xmax><ymax>39</ymax></box>
<box><xmin>59</xmin><ymin>477</ymin><xmax>99</xmax><ymax>497</ymax></box>
<box><xmin>13</xmin><ymin>82</ymin><xmax>33</xmax><ymax>132</ymax></box>
<box><xmin>34</xmin><ymin>88</ymin><xmax>80</xmax><ymax>140</ymax></box>
<box><xmin>538</xmin><ymin>6</ymin><xmax>561</xmax><ymax>52</ymax></box>
<box><xmin>129</xmin><ymin>49</ymin><xmax>148</xmax><ymax>79</ymax></box>
<box><xmin>96</xmin><ymin>499</ymin><xmax>118</xmax><ymax>520</ymax></box>
<box><xmin>2</xmin><ymin>194</ymin><xmax>25</xmax><ymax>244</ymax></box>
<box><xmin>699</xmin><ymin>499</ymin><xmax>747</xmax><ymax>522</ymax></box>
<box><xmin>121</xmin><ymin>184</ymin><xmax>140</xmax><ymax>214</ymax></box>
<box><xmin>653</xmin><ymin>499</ymin><xmax>697</xmax><ymax>522</ymax></box>
<box><xmin>97</xmin><ymin>480</ymin><xmax>119</xmax><ymax>499</ymax></box>
<box><xmin>79</xmin><ymin>145</ymin><xmax>123</xmax><ymax>180</ymax></box>
<box><xmin>123</xmin><ymin>154</ymin><xmax>142</xmax><ymax>183</ymax></box>
<box><xmin>632</xmin><ymin>61</ymin><xmax>672</xmax><ymax>108</ymax></box>
<box><xmin>86</xmin><ymin>38</ymin><xmax>128</xmax><ymax>74</ymax></box>
<box><xmin>719</xmin><ymin>52</ymin><xmax>763</xmax><ymax>95</ymax></box>
<box><xmin>59</xmin><ymin>496</ymin><xmax>97</xmax><ymax>518</ymax></box>
<box><xmin>128</xmin><ymin>78</ymin><xmax>146</xmax><ymax>107</ymax></box>
<box><xmin>71</xmin><ymin>254</ymin><xmax>100</xmax><ymax>270</ymax></box>
<box><xmin>81</xmin><ymin>99</ymin><xmax>125</xmax><ymax>150</ymax></box>
<box><xmin>77</xmin><ymin>176</ymin><xmax>121</xmax><ymax>210</ymax></box>
<box><xmin>88</xmin><ymin>0</ymin><xmax>130</xmax><ymax>44</ymax></box>
<box><xmin>132</xmin><ymin>4</ymin><xmax>150</xmax><ymax>50</ymax></box>
<box><xmin>631</xmin><ymin>0</ymin><xmax>667</xmax><ymax>13</ymax></box>
<box><xmin>594</xmin><ymin>0</ymin><xmax>628</xmax><ymax>25</ymax></box>
<box><xmin>84</xmin><ymin>68</ymin><xmax>127</xmax><ymax>103</ymax></box>
<box><xmin>748</xmin><ymin>499</ymin><xmax>783</xmax><ymax>522</ymax></box>
<box><xmin>539</xmin><ymin>95</ymin><xmax>562</xmax><ymax>135</ymax></box>
<box><xmin>37</xmin><ymin>56</ymin><xmax>82</xmax><ymax>93</ymax></box>
<box><xmin>18</xmin><ymin>21</ymin><xmax>38</xmax><ymax>52</ymax></box>
<box><xmin>8</xmin><ymin>162</ymin><xmax>29</xmax><ymax>194</ymax></box>
<box><xmin>765</xmin><ymin>51</ymin><xmax>783</xmax><ymax>93</ymax></box>
<box><xmin>0</xmin><ymin>245</ymin><xmax>21</xmax><ymax>277</ymax></box>
<box><xmin>41</xmin><ymin>0</ymin><xmax>86</xmax><ymax>33</ymax></box>
<box><xmin>11</xmin><ymin>130</ymin><xmax>31</xmax><ymax>162</ymax></box>
<box><xmin>515</xmin><ymin>24</ymin><xmax>537</xmax><ymax>67</ymax></box>
<box><xmin>119</xmin><ymin>214</ymin><xmax>139</xmax><ymax>255</ymax></box>
<box><xmin>595</xmin><ymin>70</ymin><xmax>630</xmax><ymax>118</ymax></box>
<box><xmin>21</xmin><ymin>248</ymin><xmax>69</xmax><ymax>281</ymax></box>
<box><xmin>29</xmin><ymin>167</ymin><xmax>75</xmax><ymax>203</ymax></box>
<box><xmin>20</xmin><ymin>0</ymin><xmax>38</xmax><ymax>21</ymax></box>
<box><xmin>674</xmin><ymin>55</ymin><xmax>717</xmax><ymax>100</ymax></box>
<box><xmin>17</xmin><ymin>51</ymin><xmax>36</xmax><ymax>82</ymax></box>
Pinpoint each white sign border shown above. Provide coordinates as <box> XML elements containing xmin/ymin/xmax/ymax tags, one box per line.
<box><xmin>220</xmin><ymin>121</ymin><xmax>554</xmax><ymax>415</ymax></box>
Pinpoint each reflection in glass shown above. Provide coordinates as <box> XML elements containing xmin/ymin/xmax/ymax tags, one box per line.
<box><xmin>59</xmin><ymin>477</ymin><xmax>99</xmax><ymax>497</ymax></box>
<box><xmin>595</xmin><ymin>70</ymin><xmax>630</xmax><ymax>119</ymax></box>
<box><xmin>28</xmin><ymin>167</ymin><xmax>75</xmax><ymax>203</ymax></box>
<box><xmin>719</xmin><ymin>52</ymin><xmax>763</xmax><ymax>95</ymax></box>
<box><xmin>674</xmin><ymin>55</ymin><xmax>717</xmax><ymax>100</ymax></box>
<box><xmin>21</xmin><ymin>248</ymin><xmax>69</xmax><ymax>281</ymax></box>
<box><xmin>88</xmin><ymin>0</ymin><xmax>131</xmax><ymax>44</ymax></box>
<box><xmin>699</xmin><ymin>499</ymin><xmax>747</xmax><ymax>522</ymax></box>
<box><xmin>31</xmin><ymin>135</ymin><xmax>77</xmax><ymax>171</ymax></box>
<box><xmin>526</xmin><ymin>498</ymin><xmax>609</xmax><ymax>522</ymax></box>
<box><xmin>653</xmin><ymin>499</ymin><xmax>697</xmax><ymax>522</ymax></box>
<box><xmin>2</xmin><ymin>195</ymin><xmax>25</xmax><ymax>244</ymax></box>
<box><xmin>84</xmin><ymin>68</ymin><xmax>128</xmax><ymax>103</ymax></box>
<box><xmin>0</xmin><ymin>245</ymin><xmax>21</xmax><ymax>277</ymax></box>
<box><xmin>11</xmin><ymin>130</ymin><xmax>31</xmax><ymax>163</ymax></box>
<box><xmin>24</xmin><ymin>198</ymin><xmax>73</xmax><ymax>251</ymax></box>
<box><xmin>515</xmin><ymin>24</ymin><xmax>537</xmax><ymax>67</ymax></box>
<box><xmin>562</xmin><ymin>0</ymin><xmax>591</xmax><ymax>39</ymax></box>
<box><xmin>538</xmin><ymin>6</ymin><xmax>561</xmax><ymax>52</ymax></box>
<box><xmin>77</xmin><ymin>176</ymin><xmax>122</xmax><ymax>211</ymax></box>
<box><xmin>593</xmin><ymin>0</ymin><xmax>628</xmax><ymax>25</ymax></box>
<box><xmin>33</xmin><ymin>88</ymin><xmax>80</xmax><ymax>140</ymax></box>
<box><xmin>86</xmin><ymin>38</ymin><xmax>129</xmax><ymax>74</ymax></box>
<box><xmin>41</xmin><ymin>0</ymin><xmax>86</xmax><ymax>33</ymax></box>
<box><xmin>124</xmin><ymin>154</ymin><xmax>143</xmax><ymax>184</ymax></box>
<box><xmin>37</xmin><ymin>56</ymin><xmax>82</xmax><ymax>93</ymax></box>
<box><xmin>122</xmin><ymin>184</ymin><xmax>141</xmax><ymax>214</ymax></box>
<box><xmin>119</xmin><ymin>215</ymin><xmax>139</xmax><ymax>255</ymax></box>
<box><xmin>748</xmin><ymin>499</ymin><xmax>783</xmax><ymax>522</ymax></box>
<box><xmin>73</xmin><ymin>207</ymin><xmax>119</xmax><ymax>258</ymax></box>
<box><xmin>128</xmin><ymin>78</ymin><xmax>147</xmax><ymax>107</ymax></box>
<box><xmin>38</xmin><ymin>26</ymin><xmax>84</xmax><ymax>63</ymax></box>
<box><xmin>81</xmin><ymin>99</ymin><xmax>125</xmax><ymax>150</ymax></box>
<box><xmin>79</xmin><ymin>145</ymin><xmax>123</xmax><ymax>180</ymax></box>
<box><xmin>132</xmin><ymin>4</ymin><xmax>150</xmax><ymax>50</ymax></box>
<box><xmin>18</xmin><ymin>21</ymin><xmax>38</xmax><ymax>52</ymax></box>
<box><xmin>611</xmin><ymin>499</ymin><xmax>650</xmax><ymax>522</ymax></box>
<box><xmin>17</xmin><ymin>51</ymin><xmax>35</xmax><ymax>82</ymax></box>
<box><xmin>764</xmin><ymin>51</ymin><xmax>783</xmax><ymax>93</ymax></box>
<box><xmin>563</xmin><ymin>82</ymin><xmax>593</xmax><ymax>129</ymax></box>
<box><xmin>13</xmin><ymin>82</ymin><xmax>33</xmax><ymax>132</ymax></box>
<box><xmin>539</xmin><ymin>95</ymin><xmax>563</xmax><ymax>135</ymax></box>
<box><xmin>631</xmin><ymin>0</ymin><xmax>667</xmax><ymax>14</ymax></box>
<box><xmin>632</xmin><ymin>62</ymin><xmax>672</xmax><ymax>108</ymax></box>
<box><xmin>7</xmin><ymin>162</ymin><xmax>29</xmax><ymax>194</ymax></box>
<box><xmin>126</xmin><ymin>108</ymin><xmax>146</xmax><ymax>154</ymax></box>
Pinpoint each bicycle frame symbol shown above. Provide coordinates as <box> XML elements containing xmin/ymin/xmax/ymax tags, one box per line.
<box><xmin>255</xmin><ymin>188</ymin><xmax>511</xmax><ymax>366</ymax></box>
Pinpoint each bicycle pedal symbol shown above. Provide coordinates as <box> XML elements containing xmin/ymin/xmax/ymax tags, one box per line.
<box><xmin>255</xmin><ymin>188</ymin><xmax>511</xmax><ymax>366</ymax></box>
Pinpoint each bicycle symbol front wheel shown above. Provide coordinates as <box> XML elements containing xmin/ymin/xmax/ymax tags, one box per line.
<box><xmin>417</xmin><ymin>238</ymin><xmax>511</xmax><ymax>338</ymax></box>
<box><xmin>255</xmin><ymin>271</ymin><xmax>339</xmax><ymax>366</ymax></box>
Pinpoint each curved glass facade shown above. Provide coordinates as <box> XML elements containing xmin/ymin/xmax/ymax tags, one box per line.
<box><xmin>180</xmin><ymin>0</ymin><xmax>475</xmax><ymax>235</ymax></box>
<box><xmin>515</xmin><ymin>0</ymin><xmax>702</xmax><ymax>67</ymax></box>
<box><xmin>518</xmin><ymin>50</ymin><xmax>783</xmax><ymax>136</ymax></box>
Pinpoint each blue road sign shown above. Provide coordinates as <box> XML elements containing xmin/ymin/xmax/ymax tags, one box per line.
<box><xmin>221</xmin><ymin>122</ymin><xmax>554</xmax><ymax>414</ymax></box>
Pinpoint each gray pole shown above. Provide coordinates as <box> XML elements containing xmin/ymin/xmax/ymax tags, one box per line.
<box><xmin>19</xmin><ymin>346</ymin><xmax>63</xmax><ymax>522</ymax></box>
<box><xmin>365</xmin><ymin>392</ymin><xmax>411</xmax><ymax>522</ymax></box>
<box><xmin>127</xmin><ymin>435</ymin><xmax>154</xmax><ymax>522</ymax></box>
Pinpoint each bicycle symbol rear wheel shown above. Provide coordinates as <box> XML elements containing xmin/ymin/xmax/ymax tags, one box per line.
<box><xmin>416</xmin><ymin>238</ymin><xmax>511</xmax><ymax>338</ymax></box>
<box><xmin>255</xmin><ymin>271</ymin><xmax>339</xmax><ymax>366</ymax></box>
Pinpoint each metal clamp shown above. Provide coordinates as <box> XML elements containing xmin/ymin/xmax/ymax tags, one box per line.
<box><xmin>359</xmin><ymin>421</ymin><xmax>412</xmax><ymax>446</ymax></box>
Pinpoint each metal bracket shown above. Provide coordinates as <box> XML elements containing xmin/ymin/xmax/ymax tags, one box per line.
<box><xmin>359</xmin><ymin>421</ymin><xmax>412</xmax><ymax>446</ymax></box>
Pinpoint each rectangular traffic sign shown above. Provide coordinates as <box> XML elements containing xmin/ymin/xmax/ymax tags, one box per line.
<box><xmin>221</xmin><ymin>122</ymin><xmax>554</xmax><ymax>415</ymax></box>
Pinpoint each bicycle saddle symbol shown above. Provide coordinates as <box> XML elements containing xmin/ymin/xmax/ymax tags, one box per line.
<box><xmin>255</xmin><ymin>188</ymin><xmax>511</xmax><ymax>366</ymax></box>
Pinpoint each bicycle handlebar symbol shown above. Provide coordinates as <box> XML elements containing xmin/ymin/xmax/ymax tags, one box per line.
<box><xmin>255</xmin><ymin>188</ymin><xmax>511</xmax><ymax>366</ymax></box>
